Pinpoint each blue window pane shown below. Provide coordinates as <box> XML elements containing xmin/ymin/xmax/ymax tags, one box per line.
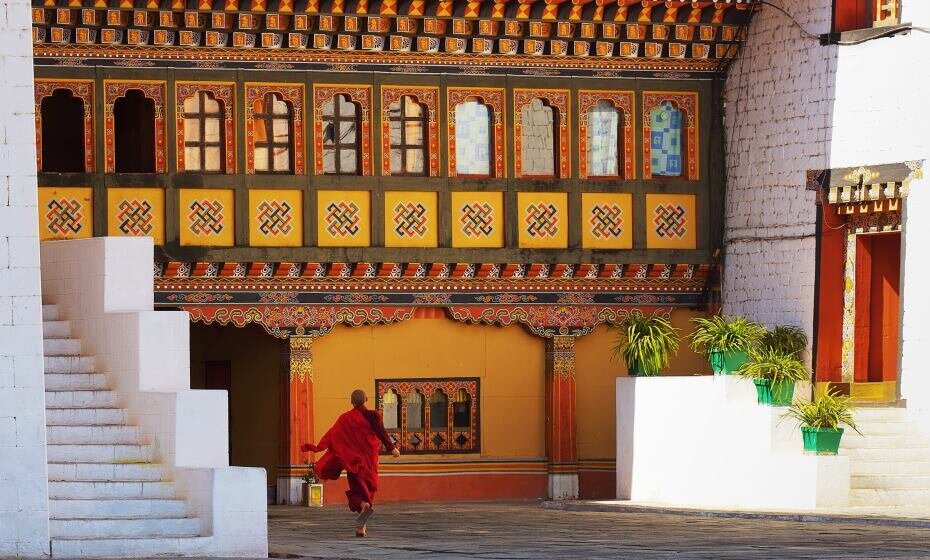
<box><xmin>587</xmin><ymin>100</ymin><xmax>619</xmax><ymax>177</ymax></box>
<box><xmin>454</xmin><ymin>101</ymin><xmax>491</xmax><ymax>176</ymax></box>
<box><xmin>649</xmin><ymin>101</ymin><xmax>683</xmax><ymax>177</ymax></box>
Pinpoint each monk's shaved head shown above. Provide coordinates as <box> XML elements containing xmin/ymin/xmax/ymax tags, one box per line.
<box><xmin>351</xmin><ymin>389</ymin><xmax>367</xmax><ymax>407</ymax></box>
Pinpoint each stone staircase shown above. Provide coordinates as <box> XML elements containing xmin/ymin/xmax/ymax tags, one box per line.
<box><xmin>43</xmin><ymin>303</ymin><xmax>209</xmax><ymax>557</ymax></box>
<box><xmin>841</xmin><ymin>407</ymin><xmax>930</xmax><ymax>507</ymax></box>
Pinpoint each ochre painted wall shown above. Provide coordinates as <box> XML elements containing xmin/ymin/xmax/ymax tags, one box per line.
<box><xmin>312</xmin><ymin>316</ymin><xmax>546</xmax><ymax>459</ymax></box>
<box><xmin>190</xmin><ymin>323</ymin><xmax>284</xmax><ymax>486</ymax></box>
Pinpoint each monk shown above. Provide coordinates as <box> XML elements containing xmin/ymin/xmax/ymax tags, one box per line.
<box><xmin>301</xmin><ymin>389</ymin><xmax>400</xmax><ymax>537</ymax></box>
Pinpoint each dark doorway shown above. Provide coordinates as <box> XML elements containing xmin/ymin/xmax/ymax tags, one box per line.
<box><xmin>113</xmin><ymin>90</ymin><xmax>156</xmax><ymax>173</ymax></box>
<box><xmin>205</xmin><ymin>360</ymin><xmax>233</xmax><ymax>457</ymax></box>
<box><xmin>40</xmin><ymin>89</ymin><xmax>85</xmax><ymax>173</ymax></box>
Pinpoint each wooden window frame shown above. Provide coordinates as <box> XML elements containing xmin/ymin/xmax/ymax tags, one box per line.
<box><xmin>447</xmin><ymin>87</ymin><xmax>506</xmax><ymax>179</ymax></box>
<box><xmin>321</xmin><ymin>94</ymin><xmax>362</xmax><ymax>176</ymax></box>
<box><xmin>181</xmin><ymin>91</ymin><xmax>225</xmax><ymax>174</ymax></box>
<box><xmin>388</xmin><ymin>95</ymin><xmax>428</xmax><ymax>177</ymax></box>
<box><xmin>253</xmin><ymin>92</ymin><xmax>294</xmax><ymax>175</ymax></box>
<box><xmin>34</xmin><ymin>80</ymin><xmax>94</xmax><ymax>174</ymax></box>
<box><xmin>642</xmin><ymin>91</ymin><xmax>698</xmax><ymax>181</ymax></box>
<box><xmin>578</xmin><ymin>90</ymin><xmax>635</xmax><ymax>180</ymax></box>
<box><xmin>513</xmin><ymin>89</ymin><xmax>570</xmax><ymax>179</ymax></box>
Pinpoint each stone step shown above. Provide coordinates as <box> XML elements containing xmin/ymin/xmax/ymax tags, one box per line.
<box><xmin>48</xmin><ymin>462</ymin><xmax>167</xmax><ymax>482</ymax></box>
<box><xmin>47</xmin><ymin>425</ymin><xmax>142</xmax><ymax>445</ymax></box>
<box><xmin>43</xmin><ymin>338</ymin><xmax>82</xmax><ymax>356</ymax></box>
<box><xmin>851</xmin><ymin>461</ymin><xmax>930</xmax><ymax>476</ymax></box>
<box><xmin>850</xmin><ymin>488</ymin><xmax>930</xmax><ymax>507</ymax></box>
<box><xmin>853</xmin><ymin>408</ymin><xmax>909</xmax><ymax>422</ymax></box>
<box><xmin>44</xmin><ymin>320</ymin><xmax>72</xmax><ymax>339</ymax></box>
<box><xmin>851</xmin><ymin>473</ymin><xmax>930</xmax><ymax>490</ymax></box>
<box><xmin>46</xmin><ymin>407</ymin><xmax>127</xmax><ymax>426</ymax></box>
<box><xmin>45</xmin><ymin>355</ymin><xmax>97</xmax><ymax>374</ymax></box>
<box><xmin>47</xmin><ymin>444</ymin><xmax>152</xmax><ymax>463</ymax></box>
<box><xmin>841</xmin><ymin>446</ymin><xmax>930</xmax><ymax>461</ymax></box>
<box><xmin>46</xmin><ymin>390</ymin><xmax>118</xmax><ymax>409</ymax></box>
<box><xmin>43</xmin><ymin>304</ymin><xmax>60</xmax><ymax>321</ymax></box>
<box><xmin>45</xmin><ymin>373</ymin><xmax>108</xmax><ymax>392</ymax></box>
<box><xmin>50</xmin><ymin>517</ymin><xmax>201</xmax><ymax>540</ymax></box>
<box><xmin>49</xmin><ymin>481</ymin><xmax>176</xmax><ymax>500</ymax></box>
<box><xmin>853</xmin><ymin>422</ymin><xmax>912</xmax><ymax>435</ymax></box>
<box><xmin>839</xmin><ymin>433</ymin><xmax>930</xmax><ymax>449</ymax></box>
<box><xmin>50</xmin><ymin>498</ymin><xmax>188</xmax><ymax>519</ymax></box>
<box><xmin>50</xmin><ymin>536</ymin><xmax>212</xmax><ymax>558</ymax></box>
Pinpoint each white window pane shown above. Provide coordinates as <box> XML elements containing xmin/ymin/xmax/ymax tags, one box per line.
<box><xmin>390</xmin><ymin>148</ymin><xmax>402</xmax><ymax>174</ymax></box>
<box><xmin>455</xmin><ymin>101</ymin><xmax>491</xmax><ymax>176</ymax></box>
<box><xmin>273</xmin><ymin>146</ymin><xmax>290</xmax><ymax>171</ymax></box>
<box><xmin>588</xmin><ymin>101</ymin><xmax>619</xmax><ymax>177</ymax></box>
<box><xmin>204</xmin><ymin>146</ymin><xmax>222</xmax><ymax>172</ymax></box>
<box><xmin>184</xmin><ymin>118</ymin><xmax>200</xmax><ymax>142</ymax></box>
<box><xmin>183</xmin><ymin>95</ymin><xmax>200</xmax><ymax>113</ymax></box>
<box><xmin>322</xmin><ymin>146</ymin><xmax>336</xmax><ymax>174</ymax></box>
<box><xmin>405</xmin><ymin>148</ymin><xmax>424</xmax><ymax>174</ymax></box>
<box><xmin>520</xmin><ymin>98</ymin><xmax>555</xmax><ymax>176</ymax></box>
<box><xmin>403</xmin><ymin>96</ymin><xmax>423</xmax><ymax>117</ymax></box>
<box><xmin>203</xmin><ymin>96</ymin><xmax>220</xmax><ymax>113</ymax></box>
<box><xmin>389</xmin><ymin>116</ymin><xmax>402</xmax><ymax>145</ymax></box>
<box><xmin>204</xmin><ymin>117</ymin><xmax>221</xmax><ymax>143</ymax></box>
<box><xmin>322</xmin><ymin>97</ymin><xmax>335</xmax><ymax>118</ymax></box>
<box><xmin>339</xmin><ymin>120</ymin><xmax>357</xmax><ymax>144</ymax></box>
<box><xmin>271</xmin><ymin>96</ymin><xmax>289</xmax><ymax>115</ymax></box>
<box><xmin>185</xmin><ymin>146</ymin><xmax>201</xmax><ymax>171</ymax></box>
<box><xmin>272</xmin><ymin>118</ymin><xmax>290</xmax><ymax>141</ymax></box>
<box><xmin>337</xmin><ymin>95</ymin><xmax>355</xmax><ymax>115</ymax></box>
<box><xmin>339</xmin><ymin>149</ymin><xmax>358</xmax><ymax>174</ymax></box>
<box><xmin>254</xmin><ymin>146</ymin><xmax>269</xmax><ymax>171</ymax></box>
<box><xmin>404</xmin><ymin>121</ymin><xmax>423</xmax><ymax>145</ymax></box>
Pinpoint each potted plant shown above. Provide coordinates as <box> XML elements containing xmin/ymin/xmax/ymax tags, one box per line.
<box><xmin>300</xmin><ymin>463</ymin><xmax>322</xmax><ymax>507</ymax></box>
<box><xmin>737</xmin><ymin>348</ymin><xmax>809</xmax><ymax>406</ymax></box>
<box><xmin>612</xmin><ymin>311</ymin><xmax>680</xmax><ymax>377</ymax></box>
<box><xmin>689</xmin><ymin>316</ymin><xmax>766</xmax><ymax>375</ymax></box>
<box><xmin>760</xmin><ymin>325</ymin><xmax>808</xmax><ymax>359</ymax></box>
<box><xmin>783</xmin><ymin>384</ymin><xmax>861</xmax><ymax>455</ymax></box>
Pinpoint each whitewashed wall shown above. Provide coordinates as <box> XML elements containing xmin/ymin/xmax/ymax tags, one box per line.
<box><xmin>0</xmin><ymin>0</ymin><xmax>51</xmax><ymax>554</ymax></box>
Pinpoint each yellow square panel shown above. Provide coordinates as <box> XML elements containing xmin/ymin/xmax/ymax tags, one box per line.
<box><xmin>107</xmin><ymin>188</ymin><xmax>165</xmax><ymax>245</ymax></box>
<box><xmin>317</xmin><ymin>190</ymin><xmax>370</xmax><ymax>247</ymax></box>
<box><xmin>451</xmin><ymin>191</ymin><xmax>504</xmax><ymax>248</ymax></box>
<box><xmin>645</xmin><ymin>193</ymin><xmax>696</xmax><ymax>249</ymax></box>
<box><xmin>384</xmin><ymin>191</ymin><xmax>438</xmax><ymax>248</ymax></box>
<box><xmin>517</xmin><ymin>192</ymin><xmax>568</xmax><ymax>249</ymax></box>
<box><xmin>249</xmin><ymin>189</ymin><xmax>303</xmax><ymax>247</ymax></box>
<box><xmin>179</xmin><ymin>188</ymin><xmax>235</xmax><ymax>247</ymax></box>
<box><xmin>582</xmin><ymin>192</ymin><xmax>632</xmax><ymax>249</ymax></box>
<box><xmin>38</xmin><ymin>187</ymin><xmax>93</xmax><ymax>241</ymax></box>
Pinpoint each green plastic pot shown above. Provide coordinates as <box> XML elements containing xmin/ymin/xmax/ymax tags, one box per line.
<box><xmin>709</xmin><ymin>350</ymin><xmax>748</xmax><ymax>375</ymax></box>
<box><xmin>802</xmin><ymin>426</ymin><xmax>844</xmax><ymax>455</ymax></box>
<box><xmin>753</xmin><ymin>379</ymin><xmax>796</xmax><ymax>406</ymax></box>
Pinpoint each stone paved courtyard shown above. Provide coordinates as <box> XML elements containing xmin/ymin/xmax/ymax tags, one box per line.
<box><xmin>263</xmin><ymin>502</ymin><xmax>930</xmax><ymax>560</ymax></box>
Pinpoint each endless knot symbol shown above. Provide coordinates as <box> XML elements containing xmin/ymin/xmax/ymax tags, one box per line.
<box><xmin>116</xmin><ymin>199</ymin><xmax>154</xmax><ymax>236</ymax></box>
<box><xmin>460</xmin><ymin>202</ymin><xmax>494</xmax><ymax>238</ymax></box>
<box><xmin>653</xmin><ymin>203</ymin><xmax>687</xmax><ymax>239</ymax></box>
<box><xmin>589</xmin><ymin>204</ymin><xmax>623</xmax><ymax>239</ymax></box>
<box><xmin>524</xmin><ymin>203</ymin><xmax>559</xmax><ymax>238</ymax></box>
<box><xmin>393</xmin><ymin>202</ymin><xmax>428</xmax><ymax>238</ymax></box>
<box><xmin>257</xmin><ymin>200</ymin><xmax>293</xmax><ymax>237</ymax></box>
<box><xmin>187</xmin><ymin>199</ymin><xmax>225</xmax><ymax>236</ymax></box>
<box><xmin>325</xmin><ymin>201</ymin><xmax>361</xmax><ymax>238</ymax></box>
<box><xmin>45</xmin><ymin>198</ymin><xmax>84</xmax><ymax>236</ymax></box>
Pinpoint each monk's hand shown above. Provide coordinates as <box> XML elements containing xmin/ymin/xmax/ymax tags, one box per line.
<box><xmin>300</xmin><ymin>443</ymin><xmax>312</xmax><ymax>453</ymax></box>
<box><xmin>391</xmin><ymin>447</ymin><xmax>401</xmax><ymax>458</ymax></box>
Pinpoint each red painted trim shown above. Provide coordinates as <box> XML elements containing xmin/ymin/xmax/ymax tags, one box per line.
<box><xmin>579</xmin><ymin>471</ymin><xmax>614</xmax><ymax>500</ymax></box>
<box><xmin>321</xmin><ymin>472</ymin><xmax>548</xmax><ymax>503</ymax></box>
<box><xmin>815</xmin><ymin>204</ymin><xmax>845</xmax><ymax>383</ymax></box>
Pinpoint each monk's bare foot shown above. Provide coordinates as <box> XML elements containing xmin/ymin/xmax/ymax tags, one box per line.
<box><xmin>355</xmin><ymin>525</ymin><xmax>366</xmax><ymax>538</ymax></box>
<box><xmin>356</xmin><ymin>502</ymin><xmax>374</xmax><ymax>529</ymax></box>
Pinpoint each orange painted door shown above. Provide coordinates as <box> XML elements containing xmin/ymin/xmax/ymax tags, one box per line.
<box><xmin>853</xmin><ymin>233</ymin><xmax>901</xmax><ymax>383</ymax></box>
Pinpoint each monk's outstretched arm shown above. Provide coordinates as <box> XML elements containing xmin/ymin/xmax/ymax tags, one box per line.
<box><xmin>363</xmin><ymin>409</ymin><xmax>397</xmax><ymax>452</ymax></box>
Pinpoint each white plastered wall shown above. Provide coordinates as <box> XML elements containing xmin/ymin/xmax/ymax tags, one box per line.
<box><xmin>0</xmin><ymin>0</ymin><xmax>51</xmax><ymax>552</ymax></box>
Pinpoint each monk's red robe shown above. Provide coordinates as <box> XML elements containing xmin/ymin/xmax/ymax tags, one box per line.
<box><xmin>302</xmin><ymin>406</ymin><xmax>394</xmax><ymax>512</ymax></box>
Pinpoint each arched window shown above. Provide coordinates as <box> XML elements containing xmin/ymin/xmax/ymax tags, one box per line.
<box><xmin>587</xmin><ymin>100</ymin><xmax>621</xmax><ymax>178</ymax></box>
<box><xmin>454</xmin><ymin>99</ymin><xmax>492</xmax><ymax>177</ymax></box>
<box><xmin>321</xmin><ymin>94</ymin><xmax>361</xmax><ymax>175</ymax></box>
<box><xmin>182</xmin><ymin>91</ymin><xmax>224</xmax><ymax>173</ymax></box>
<box><xmin>253</xmin><ymin>93</ymin><xmax>293</xmax><ymax>174</ymax></box>
<box><xmin>452</xmin><ymin>388</ymin><xmax>471</xmax><ymax>429</ymax></box>
<box><xmin>113</xmin><ymin>90</ymin><xmax>156</xmax><ymax>173</ymax></box>
<box><xmin>429</xmin><ymin>389</ymin><xmax>448</xmax><ymax>430</ymax></box>
<box><xmin>520</xmin><ymin>98</ymin><xmax>558</xmax><ymax>178</ymax></box>
<box><xmin>382</xmin><ymin>389</ymin><xmax>400</xmax><ymax>431</ymax></box>
<box><xmin>40</xmin><ymin>89</ymin><xmax>85</xmax><ymax>173</ymax></box>
<box><xmin>388</xmin><ymin>95</ymin><xmax>427</xmax><ymax>176</ymax></box>
<box><xmin>405</xmin><ymin>390</ymin><xmax>424</xmax><ymax>431</ymax></box>
<box><xmin>649</xmin><ymin>101</ymin><xmax>683</xmax><ymax>177</ymax></box>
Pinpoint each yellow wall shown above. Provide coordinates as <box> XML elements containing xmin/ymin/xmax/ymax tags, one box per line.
<box><xmin>312</xmin><ymin>317</ymin><xmax>546</xmax><ymax>459</ymax></box>
<box><xmin>190</xmin><ymin>323</ymin><xmax>285</xmax><ymax>486</ymax></box>
<box><xmin>574</xmin><ymin>309</ymin><xmax>711</xmax><ymax>459</ymax></box>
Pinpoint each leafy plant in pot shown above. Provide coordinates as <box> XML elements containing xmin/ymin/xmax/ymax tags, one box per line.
<box><xmin>760</xmin><ymin>325</ymin><xmax>808</xmax><ymax>359</ymax></box>
<box><xmin>782</xmin><ymin>384</ymin><xmax>861</xmax><ymax>455</ymax></box>
<box><xmin>689</xmin><ymin>316</ymin><xmax>766</xmax><ymax>375</ymax></box>
<box><xmin>737</xmin><ymin>348</ymin><xmax>809</xmax><ymax>406</ymax></box>
<box><xmin>612</xmin><ymin>311</ymin><xmax>680</xmax><ymax>377</ymax></box>
<box><xmin>300</xmin><ymin>462</ymin><xmax>321</xmax><ymax>507</ymax></box>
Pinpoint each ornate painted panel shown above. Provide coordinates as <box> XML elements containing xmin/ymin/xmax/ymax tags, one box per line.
<box><xmin>447</xmin><ymin>87</ymin><xmax>505</xmax><ymax>178</ymax></box>
<box><xmin>316</xmin><ymin>190</ymin><xmax>371</xmax><ymax>247</ymax></box>
<box><xmin>103</xmin><ymin>80</ymin><xmax>167</xmax><ymax>173</ymax></box>
<box><xmin>175</xmin><ymin>82</ymin><xmax>236</xmax><ymax>174</ymax></box>
<box><xmin>645</xmin><ymin>193</ymin><xmax>696</xmax><ymax>249</ymax></box>
<box><xmin>384</xmin><ymin>191</ymin><xmax>438</xmax><ymax>247</ymax></box>
<box><xmin>179</xmin><ymin>188</ymin><xmax>235</xmax><ymax>246</ymax></box>
<box><xmin>34</xmin><ymin>79</ymin><xmax>94</xmax><ymax>173</ymax></box>
<box><xmin>248</xmin><ymin>189</ymin><xmax>303</xmax><ymax>247</ymax></box>
<box><xmin>578</xmin><ymin>90</ymin><xmax>634</xmax><ymax>180</ymax></box>
<box><xmin>380</xmin><ymin>85</ymin><xmax>440</xmax><ymax>177</ymax></box>
<box><xmin>517</xmin><ymin>191</ymin><xmax>568</xmax><ymax>249</ymax></box>
<box><xmin>312</xmin><ymin>84</ymin><xmax>373</xmax><ymax>176</ymax></box>
<box><xmin>245</xmin><ymin>82</ymin><xmax>305</xmax><ymax>175</ymax></box>
<box><xmin>513</xmin><ymin>89</ymin><xmax>570</xmax><ymax>179</ymax></box>
<box><xmin>451</xmin><ymin>191</ymin><xmax>504</xmax><ymax>248</ymax></box>
<box><xmin>642</xmin><ymin>91</ymin><xmax>698</xmax><ymax>180</ymax></box>
<box><xmin>581</xmin><ymin>192</ymin><xmax>632</xmax><ymax>249</ymax></box>
<box><xmin>106</xmin><ymin>187</ymin><xmax>165</xmax><ymax>245</ymax></box>
<box><xmin>37</xmin><ymin>187</ymin><xmax>93</xmax><ymax>241</ymax></box>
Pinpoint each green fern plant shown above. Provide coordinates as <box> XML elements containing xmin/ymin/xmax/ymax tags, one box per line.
<box><xmin>612</xmin><ymin>312</ymin><xmax>680</xmax><ymax>376</ymax></box>
<box><xmin>760</xmin><ymin>325</ymin><xmax>808</xmax><ymax>358</ymax></box>
<box><xmin>689</xmin><ymin>315</ymin><xmax>766</xmax><ymax>355</ymax></box>
<box><xmin>737</xmin><ymin>348</ymin><xmax>809</xmax><ymax>384</ymax></box>
<box><xmin>782</xmin><ymin>385</ymin><xmax>861</xmax><ymax>435</ymax></box>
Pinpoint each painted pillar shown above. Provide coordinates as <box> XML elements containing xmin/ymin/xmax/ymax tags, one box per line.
<box><xmin>277</xmin><ymin>335</ymin><xmax>315</xmax><ymax>504</ymax></box>
<box><xmin>841</xmin><ymin>229</ymin><xmax>857</xmax><ymax>384</ymax></box>
<box><xmin>545</xmin><ymin>335</ymin><xmax>578</xmax><ymax>499</ymax></box>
